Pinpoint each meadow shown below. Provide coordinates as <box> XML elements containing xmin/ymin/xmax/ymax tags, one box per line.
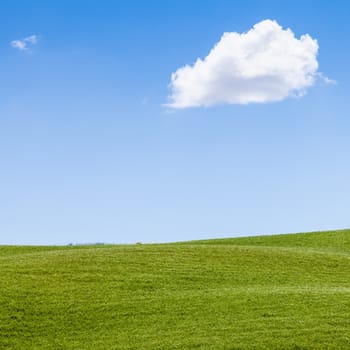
<box><xmin>1</xmin><ymin>229</ymin><xmax>350</xmax><ymax>349</ymax></box>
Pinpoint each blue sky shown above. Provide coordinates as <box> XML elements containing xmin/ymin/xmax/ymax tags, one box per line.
<box><xmin>1</xmin><ymin>0</ymin><xmax>349</xmax><ymax>245</ymax></box>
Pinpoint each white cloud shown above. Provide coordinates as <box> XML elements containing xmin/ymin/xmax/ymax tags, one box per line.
<box><xmin>167</xmin><ymin>20</ymin><xmax>329</xmax><ymax>109</ymax></box>
<box><xmin>11</xmin><ymin>40</ymin><xmax>27</xmax><ymax>51</ymax></box>
<box><xmin>11</xmin><ymin>35</ymin><xmax>39</xmax><ymax>51</ymax></box>
<box><xmin>24</xmin><ymin>35</ymin><xmax>38</xmax><ymax>44</ymax></box>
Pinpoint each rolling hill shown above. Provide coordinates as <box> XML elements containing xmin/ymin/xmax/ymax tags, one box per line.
<box><xmin>1</xmin><ymin>229</ymin><xmax>350</xmax><ymax>349</ymax></box>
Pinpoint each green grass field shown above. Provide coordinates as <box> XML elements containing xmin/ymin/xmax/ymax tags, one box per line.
<box><xmin>1</xmin><ymin>229</ymin><xmax>350</xmax><ymax>349</ymax></box>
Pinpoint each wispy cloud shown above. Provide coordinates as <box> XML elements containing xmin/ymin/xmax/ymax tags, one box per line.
<box><xmin>11</xmin><ymin>35</ymin><xmax>39</xmax><ymax>51</ymax></box>
<box><xmin>317</xmin><ymin>73</ymin><xmax>337</xmax><ymax>85</ymax></box>
<box><xmin>166</xmin><ymin>20</ymin><xmax>333</xmax><ymax>109</ymax></box>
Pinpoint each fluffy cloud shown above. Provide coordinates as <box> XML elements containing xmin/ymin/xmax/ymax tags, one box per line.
<box><xmin>11</xmin><ymin>35</ymin><xmax>38</xmax><ymax>51</ymax></box>
<box><xmin>167</xmin><ymin>20</ymin><xmax>324</xmax><ymax>108</ymax></box>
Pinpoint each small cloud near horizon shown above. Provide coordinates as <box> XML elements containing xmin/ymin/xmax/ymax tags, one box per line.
<box><xmin>11</xmin><ymin>35</ymin><xmax>39</xmax><ymax>51</ymax></box>
<box><xmin>166</xmin><ymin>19</ymin><xmax>333</xmax><ymax>109</ymax></box>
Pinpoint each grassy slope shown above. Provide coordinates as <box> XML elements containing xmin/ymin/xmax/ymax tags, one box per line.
<box><xmin>1</xmin><ymin>230</ymin><xmax>350</xmax><ymax>349</ymax></box>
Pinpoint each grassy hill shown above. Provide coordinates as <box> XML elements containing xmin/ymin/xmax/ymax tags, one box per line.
<box><xmin>1</xmin><ymin>229</ymin><xmax>350</xmax><ymax>349</ymax></box>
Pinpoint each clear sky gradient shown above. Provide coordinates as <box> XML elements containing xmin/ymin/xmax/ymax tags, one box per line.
<box><xmin>1</xmin><ymin>0</ymin><xmax>349</xmax><ymax>244</ymax></box>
